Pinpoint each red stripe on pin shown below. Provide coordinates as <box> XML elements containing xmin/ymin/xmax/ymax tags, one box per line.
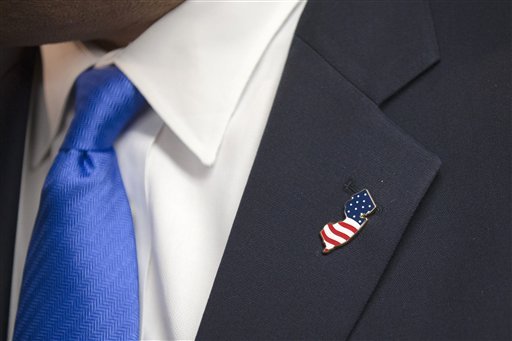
<box><xmin>339</xmin><ymin>221</ymin><xmax>358</xmax><ymax>234</ymax></box>
<box><xmin>320</xmin><ymin>229</ymin><xmax>339</xmax><ymax>248</ymax></box>
<box><xmin>328</xmin><ymin>223</ymin><xmax>350</xmax><ymax>241</ymax></box>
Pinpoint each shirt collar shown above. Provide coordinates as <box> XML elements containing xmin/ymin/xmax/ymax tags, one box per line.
<box><xmin>33</xmin><ymin>42</ymin><xmax>103</xmax><ymax>166</ymax></box>
<box><xmin>35</xmin><ymin>1</ymin><xmax>302</xmax><ymax>166</ymax></box>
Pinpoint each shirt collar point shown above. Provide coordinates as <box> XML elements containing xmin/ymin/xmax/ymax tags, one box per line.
<box><xmin>184</xmin><ymin>138</ymin><xmax>221</xmax><ymax>168</ymax></box>
<box><xmin>30</xmin><ymin>144</ymin><xmax>51</xmax><ymax>169</ymax></box>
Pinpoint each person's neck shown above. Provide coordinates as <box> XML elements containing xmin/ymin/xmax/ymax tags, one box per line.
<box><xmin>90</xmin><ymin>0</ymin><xmax>184</xmax><ymax>51</ymax></box>
<box><xmin>91</xmin><ymin>21</ymin><xmax>154</xmax><ymax>51</ymax></box>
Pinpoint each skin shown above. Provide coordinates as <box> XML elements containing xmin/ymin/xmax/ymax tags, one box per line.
<box><xmin>0</xmin><ymin>0</ymin><xmax>185</xmax><ymax>49</ymax></box>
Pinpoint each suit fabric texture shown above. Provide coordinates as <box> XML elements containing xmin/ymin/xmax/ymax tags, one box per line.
<box><xmin>0</xmin><ymin>1</ymin><xmax>510</xmax><ymax>340</ymax></box>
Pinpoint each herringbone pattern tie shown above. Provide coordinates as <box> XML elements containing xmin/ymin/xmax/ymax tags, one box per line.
<box><xmin>14</xmin><ymin>66</ymin><xmax>147</xmax><ymax>340</ymax></box>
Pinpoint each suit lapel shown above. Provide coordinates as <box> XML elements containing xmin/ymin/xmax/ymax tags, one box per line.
<box><xmin>197</xmin><ymin>2</ymin><xmax>440</xmax><ymax>339</ymax></box>
<box><xmin>0</xmin><ymin>47</ymin><xmax>36</xmax><ymax>341</ymax></box>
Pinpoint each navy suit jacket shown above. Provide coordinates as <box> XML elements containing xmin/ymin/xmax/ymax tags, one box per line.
<box><xmin>0</xmin><ymin>1</ymin><xmax>510</xmax><ymax>340</ymax></box>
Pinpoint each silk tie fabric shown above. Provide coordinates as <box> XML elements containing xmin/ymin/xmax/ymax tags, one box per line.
<box><xmin>14</xmin><ymin>66</ymin><xmax>147</xmax><ymax>340</ymax></box>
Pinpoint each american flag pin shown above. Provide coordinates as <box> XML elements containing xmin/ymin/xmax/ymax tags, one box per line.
<box><xmin>320</xmin><ymin>189</ymin><xmax>377</xmax><ymax>254</ymax></box>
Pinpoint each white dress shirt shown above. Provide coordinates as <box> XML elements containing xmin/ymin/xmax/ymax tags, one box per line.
<box><xmin>9</xmin><ymin>1</ymin><xmax>306</xmax><ymax>340</ymax></box>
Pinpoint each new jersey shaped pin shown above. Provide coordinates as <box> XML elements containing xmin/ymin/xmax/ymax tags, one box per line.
<box><xmin>320</xmin><ymin>189</ymin><xmax>377</xmax><ymax>254</ymax></box>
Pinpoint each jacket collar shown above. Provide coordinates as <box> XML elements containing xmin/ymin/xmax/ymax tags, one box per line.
<box><xmin>0</xmin><ymin>47</ymin><xmax>38</xmax><ymax>341</ymax></box>
<box><xmin>34</xmin><ymin>1</ymin><xmax>302</xmax><ymax>167</ymax></box>
<box><xmin>297</xmin><ymin>0</ymin><xmax>439</xmax><ymax>105</ymax></box>
<box><xmin>197</xmin><ymin>1</ymin><xmax>440</xmax><ymax>338</ymax></box>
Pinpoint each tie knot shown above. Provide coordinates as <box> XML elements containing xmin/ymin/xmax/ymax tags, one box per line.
<box><xmin>62</xmin><ymin>66</ymin><xmax>147</xmax><ymax>150</ymax></box>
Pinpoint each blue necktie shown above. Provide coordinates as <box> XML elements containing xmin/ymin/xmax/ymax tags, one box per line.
<box><xmin>14</xmin><ymin>66</ymin><xmax>147</xmax><ymax>340</ymax></box>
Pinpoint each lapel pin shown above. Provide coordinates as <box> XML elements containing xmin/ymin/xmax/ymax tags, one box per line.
<box><xmin>320</xmin><ymin>189</ymin><xmax>377</xmax><ymax>254</ymax></box>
